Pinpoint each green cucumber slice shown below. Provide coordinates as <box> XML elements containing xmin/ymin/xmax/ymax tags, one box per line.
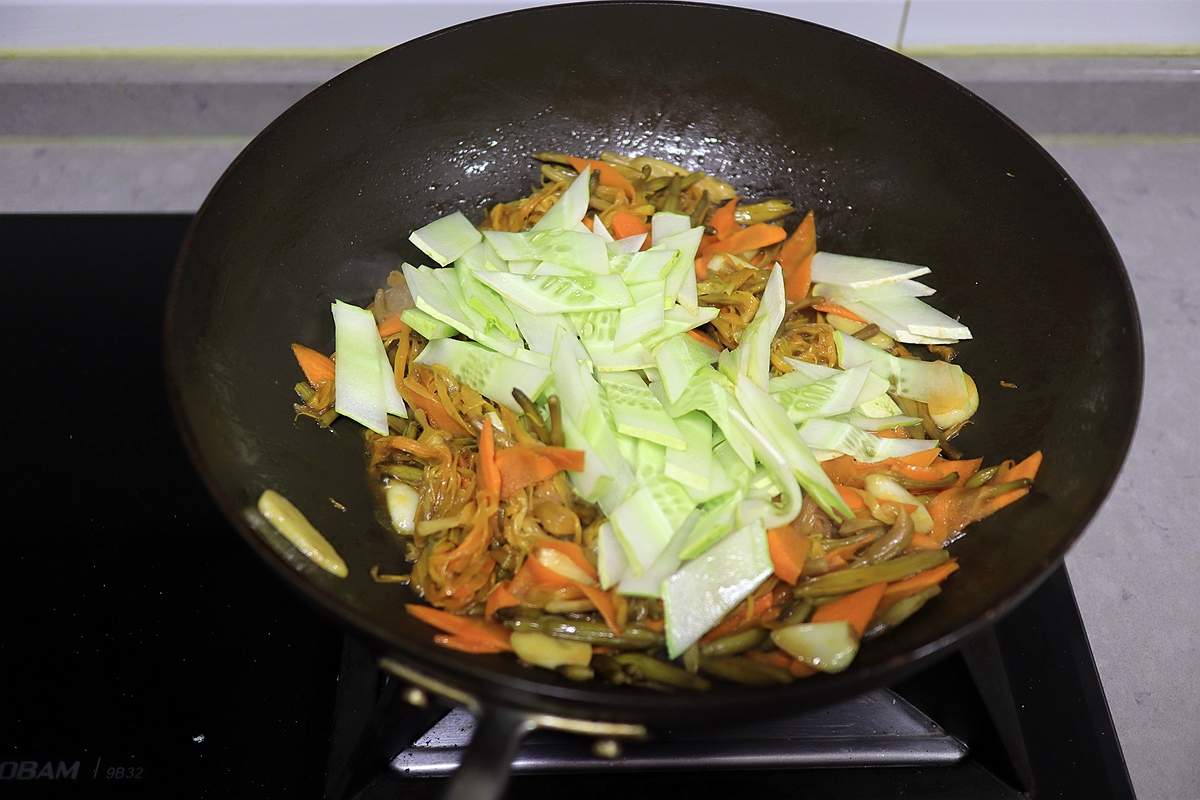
<box><xmin>408</xmin><ymin>210</ymin><xmax>482</xmax><ymax>266</ymax></box>
<box><xmin>662</xmin><ymin>519</ymin><xmax>773</xmax><ymax>658</ymax></box>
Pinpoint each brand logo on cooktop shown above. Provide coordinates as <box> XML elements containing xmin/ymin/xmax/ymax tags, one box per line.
<box><xmin>0</xmin><ymin>761</ymin><xmax>80</xmax><ymax>780</ymax></box>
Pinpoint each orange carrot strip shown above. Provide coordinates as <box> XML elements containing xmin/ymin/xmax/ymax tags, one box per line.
<box><xmin>779</xmin><ymin>210</ymin><xmax>816</xmax><ymax>301</ymax></box>
<box><xmin>376</xmin><ymin>314</ymin><xmax>406</xmax><ymax>340</ymax></box>
<box><xmin>579</xmin><ymin>585</ymin><xmax>621</xmax><ymax>636</ymax></box>
<box><xmin>581</xmin><ymin>216</ymin><xmax>595</xmax><ymax>232</ymax></box>
<box><xmin>494</xmin><ymin>447</ymin><xmax>560</xmax><ymax>499</ymax></box>
<box><xmin>433</xmin><ymin>633</ymin><xmax>511</xmax><ymax>654</ymax></box>
<box><xmin>813</xmin><ymin>303</ymin><xmax>869</xmax><ymax>323</ymax></box>
<box><xmin>811</xmin><ymin>582</ymin><xmax>887</xmax><ymax>636</ymax></box>
<box><xmin>291</xmin><ymin>343</ymin><xmax>336</xmax><ymax>385</ymax></box>
<box><xmin>700</xmin><ymin>592</ymin><xmax>776</xmax><ymax>644</ymax></box>
<box><xmin>880</xmin><ymin>560</ymin><xmax>960</xmax><ymax>606</ymax></box>
<box><xmin>406</xmin><ymin>604</ymin><xmax>512</xmax><ymax>651</ymax></box>
<box><xmin>784</xmin><ymin>253</ymin><xmax>814</xmax><ymax>304</ymax></box>
<box><xmin>642</xmin><ymin>618</ymin><xmax>665</xmax><ymax>632</ymax></box>
<box><xmin>532</xmin><ymin>445</ymin><xmax>586</xmax><ymax>473</ymax></box>
<box><xmin>707</xmin><ymin>222</ymin><xmax>787</xmax><ymax>257</ymax></box>
<box><xmin>565</xmin><ymin>157</ymin><xmax>636</xmax><ymax>202</ymax></box>
<box><xmin>767</xmin><ymin>525</ymin><xmax>809</xmax><ymax>585</ymax></box>
<box><xmin>823</xmin><ymin>455</ymin><xmax>865</xmax><ymax>489</ymax></box>
<box><xmin>478</xmin><ymin>418</ymin><xmax>501</xmax><ymax>498</ymax></box>
<box><xmin>986</xmin><ymin>451</ymin><xmax>1043</xmax><ymax>512</ymax></box>
<box><xmin>837</xmin><ymin>485</ymin><xmax>867</xmax><ymax>510</ymax></box>
<box><xmin>485</xmin><ymin>581</ymin><xmax>522</xmax><ymax>619</ymax></box>
<box><xmin>907</xmin><ymin>532</ymin><xmax>943</xmax><ymax>551</ymax></box>
<box><xmin>610</xmin><ymin>210</ymin><xmax>650</xmax><ymax>240</ymax></box>
<box><xmin>708</xmin><ymin>197</ymin><xmax>741</xmax><ymax>239</ymax></box>
<box><xmin>687</xmin><ymin>328</ymin><xmax>724</xmax><ymax>352</ymax></box>
<box><xmin>694</xmin><ymin>256</ymin><xmax>708</xmax><ymax>281</ymax></box>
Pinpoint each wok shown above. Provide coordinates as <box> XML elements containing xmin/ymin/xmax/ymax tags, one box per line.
<box><xmin>165</xmin><ymin>2</ymin><xmax>1142</xmax><ymax>796</ymax></box>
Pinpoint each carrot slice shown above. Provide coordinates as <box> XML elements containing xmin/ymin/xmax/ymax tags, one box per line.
<box><xmin>610</xmin><ymin>211</ymin><xmax>650</xmax><ymax>240</ymax></box>
<box><xmin>478</xmin><ymin>417</ymin><xmax>501</xmax><ymax>498</ymax></box>
<box><xmin>291</xmin><ymin>343</ymin><xmax>336</xmax><ymax>385</ymax></box>
<box><xmin>406</xmin><ymin>603</ymin><xmax>512</xmax><ymax>652</ymax></box>
<box><xmin>579</xmin><ymin>585</ymin><xmax>621</xmax><ymax>635</ymax></box>
<box><xmin>811</xmin><ymin>582</ymin><xmax>887</xmax><ymax>636</ymax></box>
<box><xmin>376</xmin><ymin>314</ymin><xmax>407</xmax><ymax>340</ymax></box>
<box><xmin>700</xmin><ymin>592</ymin><xmax>777</xmax><ymax>644</ymax></box>
<box><xmin>687</xmin><ymin>328</ymin><xmax>724</xmax><ymax>352</ymax></box>
<box><xmin>907</xmin><ymin>532</ymin><xmax>943</xmax><ymax>551</ymax></box>
<box><xmin>708</xmin><ymin>197</ymin><xmax>741</xmax><ymax>239</ymax></box>
<box><xmin>706</xmin><ymin>222</ymin><xmax>787</xmax><ymax>258</ymax></box>
<box><xmin>812</xmin><ymin>303</ymin><xmax>868</xmax><ymax>323</ymax></box>
<box><xmin>767</xmin><ymin>525</ymin><xmax>809</xmax><ymax>585</ymax></box>
<box><xmin>779</xmin><ymin>210</ymin><xmax>816</xmax><ymax>301</ymax></box>
<box><xmin>485</xmin><ymin>581</ymin><xmax>522</xmax><ymax>619</ymax></box>
<box><xmin>494</xmin><ymin>447</ymin><xmax>559</xmax><ymax>499</ymax></box>
<box><xmin>836</xmin><ymin>485</ymin><xmax>867</xmax><ymax>510</ymax></box>
<box><xmin>433</xmin><ymin>633</ymin><xmax>511</xmax><ymax>654</ymax></box>
<box><xmin>986</xmin><ymin>451</ymin><xmax>1043</xmax><ymax>512</ymax></box>
<box><xmin>565</xmin><ymin>157</ymin><xmax>636</xmax><ymax>202</ymax></box>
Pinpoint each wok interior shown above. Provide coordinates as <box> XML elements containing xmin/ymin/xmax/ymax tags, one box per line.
<box><xmin>168</xmin><ymin>3</ymin><xmax>1140</xmax><ymax>723</ymax></box>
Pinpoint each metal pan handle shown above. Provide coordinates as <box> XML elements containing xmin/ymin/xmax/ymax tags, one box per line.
<box><xmin>441</xmin><ymin>704</ymin><xmax>538</xmax><ymax>800</ymax></box>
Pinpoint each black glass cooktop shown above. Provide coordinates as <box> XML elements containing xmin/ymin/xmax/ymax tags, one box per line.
<box><xmin>1</xmin><ymin>215</ymin><xmax>1134</xmax><ymax>800</ymax></box>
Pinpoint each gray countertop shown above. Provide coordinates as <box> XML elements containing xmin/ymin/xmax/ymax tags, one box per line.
<box><xmin>3</xmin><ymin>53</ymin><xmax>1197</xmax><ymax>799</ymax></box>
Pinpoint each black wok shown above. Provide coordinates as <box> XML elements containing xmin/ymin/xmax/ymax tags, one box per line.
<box><xmin>165</xmin><ymin>2</ymin><xmax>1142</xmax><ymax>796</ymax></box>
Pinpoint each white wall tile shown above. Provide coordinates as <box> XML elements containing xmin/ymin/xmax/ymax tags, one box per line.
<box><xmin>0</xmin><ymin>1</ymin><xmax>906</xmax><ymax>50</ymax></box>
<box><xmin>903</xmin><ymin>0</ymin><xmax>1200</xmax><ymax>47</ymax></box>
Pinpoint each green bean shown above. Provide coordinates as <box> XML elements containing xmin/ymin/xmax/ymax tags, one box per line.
<box><xmin>688</xmin><ymin>190</ymin><xmax>711</xmax><ymax>228</ymax></box>
<box><xmin>965</xmin><ymin>465</ymin><xmax>1002</xmax><ymax>488</ymax></box>
<box><xmin>700</xmin><ymin>627</ymin><xmax>768</xmax><ymax>658</ymax></box>
<box><xmin>531</xmin><ymin>151</ymin><xmax>573</xmax><ymax>166</ymax></box>
<box><xmin>883</xmin><ymin>470</ymin><xmax>960</xmax><ymax>491</ymax></box>
<box><xmin>793</xmin><ymin>550</ymin><xmax>950</xmax><ymax>597</ymax></box>
<box><xmin>698</xmin><ymin>656</ymin><xmax>793</xmax><ymax>686</ymax></box>
<box><xmin>378</xmin><ymin>464</ymin><xmax>424</xmax><ymax>482</ymax></box>
<box><xmin>838</xmin><ymin>517</ymin><xmax>886</xmax><ymax>536</ymax></box>
<box><xmin>680</xmin><ymin>170</ymin><xmax>707</xmax><ymax>190</ymax></box>
<box><xmin>851</xmin><ymin>323</ymin><xmax>882</xmax><ymax>341</ymax></box>
<box><xmin>776</xmin><ymin>597</ymin><xmax>814</xmax><ymax>626</ymax></box>
<box><xmin>733</xmin><ymin>199</ymin><xmax>796</xmax><ymax>225</ymax></box>
<box><xmin>863</xmin><ymin>586</ymin><xmax>943</xmax><ymax>641</ymax></box>
<box><xmin>547</xmin><ymin>395</ymin><xmax>565</xmax><ymax>447</ymax></box>
<box><xmin>663</xmin><ymin>174</ymin><xmax>683</xmax><ymax>213</ymax></box>
<box><xmin>855</xmin><ymin>509</ymin><xmax>915</xmax><ymax>566</ymax></box>
<box><xmin>512</xmin><ymin>388</ymin><xmax>550</xmax><ymax>444</ymax></box>
<box><xmin>498</xmin><ymin>613</ymin><xmax>664</xmax><ymax>650</ymax></box>
<box><xmin>612</xmin><ymin>653</ymin><xmax>711</xmax><ymax>691</ymax></box>
<box><xmin>821</xmin><ymin>530</ymin><xmax>877</xmax><ymax>552</ymax></box>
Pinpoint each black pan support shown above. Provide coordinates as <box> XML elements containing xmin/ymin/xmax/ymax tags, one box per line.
<box><xmin>165</xmin><ymin>2</ymin><xmax>1143</xmax><ymax>797</ymax></box>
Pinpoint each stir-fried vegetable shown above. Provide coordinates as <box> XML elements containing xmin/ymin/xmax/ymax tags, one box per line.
<box><xmin>284</xmin><ymin>151</ymin><xmax>1041</xmax><ymax>689</ymax></box>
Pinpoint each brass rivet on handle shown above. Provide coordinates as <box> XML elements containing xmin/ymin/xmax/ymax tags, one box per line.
<box><xmin>402</xmin><ymin>686</ymin><xmax>429</xmax><ymax>708</ymax></box>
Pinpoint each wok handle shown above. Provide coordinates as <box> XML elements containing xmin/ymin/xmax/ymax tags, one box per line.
<box><xmin>441</xmin><ymin>704</ymin><xmax>538</xmax><ymax>800</ymax></box>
